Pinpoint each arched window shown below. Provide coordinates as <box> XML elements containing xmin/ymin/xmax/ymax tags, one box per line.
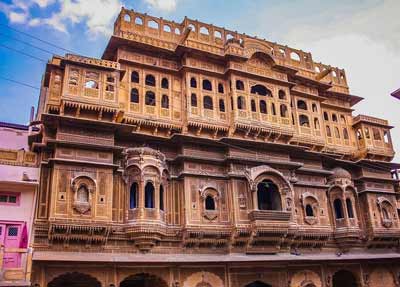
<box><xmin>251</xmin><ymin>99</ymin><xmax>256</xmax><ymax>112</ymax></box>
<box><xmin>219</xmin><ymin>99</ymin><xmax>225</xmax><ymax>112</ymax></box>
<box><xmin>312</xmin><ymin>103</ymin><xmax>318</xmax><ymax>112</ymax></box>
<box><xmin>203</xmin><ymin>96</ymin><xmax>213</xmax><ymax>110</ymax></box>
<box><xmin>123</xmin><ymin>14</ymin><xmax>131</xmax><ymax>22</ymax></box>
<box><xmin>205</xmin><ymin>195</ymin><xmax>215</xmax><ymax>210</ymax></box>
<box><xmin>340</xmin><ymin>114</ymin><xmax>346</xmax><ymax>123</ymax></box>
<box><xmin>161</xmin><ymin>94</ymin><xmax>169</xmax><ymax>108</ymax></box>
<box><xmin>159</xmin><ymin>185</ymin><xmax>164</xmax><ymax>211</ymax></box>
<box><xmin>259</xmin><ymin>100</ymin><xmax>267</xmax><ymax>114</ymax></box>
<box><xmin>191</xmin><ymin>93</ymin><xmax>197</xmax><ymax>107</ymax></box>
<box><xmin>326</xmin><ymin>125</ymin><xmax>332</xmax><ymax>137</ymax></box>
<box><xmin>364</xmin><ymin>128</ymin><xmax>370</xmax><ymax>139</ymax></box>
<box><xmin>236</xmin><ymin>80</ymin><xmax>244</xmax><ymax>90</ymax></box>
<box><xmin>163</xmin><ymin>24</ymin><xmax>171</xmax><ymax>32</ymax></box>
<box><xmin>346</xmin><ymin>198</ymin><xmax>354</xmax><ymax>218</ymax></box>
<box><xmin>334</xmin><ymin>127</ymin><xmax>340</xmax><ymax>138</ymax></box>
<box><xmin>323</xmin><ymin>112</ymin><xmax>329</xmax><ymax>121</ymax></box>
<box><xmin>333</xmin><ymin>199</ymin><xmax>344</xmax><ymax>219</ymax></box>
<box><xmin>280</xmin><ymin>104</ymin><xmax>288</xmax><ymax>117</ymax></box>
<box><xmin>131</xmin><ymin>71</ymin><xmax>139</xmax><ymax>83</ymax></box>
<box><xmin>145</xmin><ymin>182</ymin><xmax>155</xmax><ymax>208</ymax></box>
<box><xmin>218</xmin><ymin>83</ymin><xmax>224</xmax><ymax>93</ymax></box>
<box><xmin>271</xmin><ymin>103</ymin><xmax>276</xmax><ymax>115</ymax></box>
<box><xmin>357</xmin><ymin>129</ymin><xmax>363</xmax><ymax>140</ymax></box>
<box><xmin>190</xmin><ymin>77</ymin><xmax>197</xmax><ymax>88</ymax></box>
<box><xmin>343</xmin><ymin>128</ymin><xmax>349</xmax><ymax>139</ymax></box>
<box><xmin>257</xmin><ymin>180</ymin><xmax>281</xmax><ymax>211</ymax></box>
<box><xmin>384</xmin><ymin>131</ymin><xmax>390</xmax><ymax>143</ymax></box>
<box><xmin>305</xmin><ymin>204</ymin><xmax>314</xmax><ymax>217</ymax></box>
<box><xmin>145</xmin><ymin>91</ymin><xmax>156</xmax><ymax>106</ymax></box>
<box><xmin>297</xmin><ymin>100</ymin><xmax>307</xmax><ymax>110</ymax></box>
<box><xmin>373</xmin><ymin>128</ymin><xmax>381</xmax><ymax>140</ymax></box>
<box><xmin>130</xmin><ymin>88</ymin><xmax>139</xmax><ymax>103</ymax></box>
<box><xmin>314</xmin><ymin>118</ymin><xmax>320</xmax><ymax>129</ymax></box>
<box><xmin>145</xmin><ymin>74</ymin><xmax>156</xmax><ymax>86</ymax></box>
<box><xmin>299</xmin><ymin>115</ymin><xmax>310</xmax><ymax>127</ymax></box>
<box><xmin>332</xmin><ymin>114</ymin><xmax>338</xmax><ymax>122</ymax></box>
<box><xmin>250</xmin><ymin>84</ymin><xmax>271</xmax><ymax>96</ymax></box>
<box><xmin>202</xmin><ymin>79</ymin><xmax>212</xmax><ymax>91</ymax></box>
<box><xmin>161</xmin><ymin>77</ymin><xmax>169</xmax><ymax>89</ymax></box>
<box><xmin>85</xmin><ymin>80</ymin><xmax>98</xmax><ymax>89</ymax></box>
<box><xmin>77</xmin><ymin>185</ymin><xmax>89</xmax><ymax>203</ymax></box>
<box><xmin>237</xmin><ymin>96</ymin><xmax>246</xmax><ymax>110</ymax></box>
<box><xmin>130</xmin><ymin>182</ymin><xmax>138</xmax><ymax>209</ymax></box>
<box><xmin>135</xmin><ymin>17</ymin><xmax>143</xmax><ymax>25</ymax></box>
<box><xmin>278</xmin><ymin>90</ymin><xmax>286</xmax><ymax>100</ymax></box>
<box><xmin>382</xmin><ymin>207</ymin><xmax>389</xmax><ymax>220</ymax></box>
<box><xmin>148</xmin><ymin>20</ymin><xmax>159</xmax><ymax>29</ymax></box>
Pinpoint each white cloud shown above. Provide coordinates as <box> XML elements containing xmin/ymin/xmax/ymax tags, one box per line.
<box><xmin>8</xmin><ymin>11</ymin><xmax>28</xmax><ymax>23</ymax></box>
<box><xmin>144</xmin><ymin>0</ymin><xmax>178</xmax><ymax>12</ymax></box>
<box><xmin>278</xmin><ymin>0</ymin><xmax>400</xmax><ymax>160</ymax></box>
<box><xmin>1</xmin><ymin>0</ymin><xmax>122</xmax><ymax>37</ymax></box>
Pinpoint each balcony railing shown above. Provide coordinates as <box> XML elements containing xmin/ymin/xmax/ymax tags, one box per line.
<box><xmin>0</xmin><ymin>245</ymin><xmax>33</xmax><ymax>287</ymax></box>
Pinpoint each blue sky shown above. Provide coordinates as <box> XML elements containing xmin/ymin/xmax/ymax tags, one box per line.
<box><xmin>0</xmin><ymin>0</ymin><xmax>399</xmax><ymax>159</ymax></box>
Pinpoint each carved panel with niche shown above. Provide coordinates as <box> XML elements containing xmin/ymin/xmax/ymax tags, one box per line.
<box><xmin>71</xmin><ymin>174</ymin><xmax>96</xmax><ymax>215</ymax></box>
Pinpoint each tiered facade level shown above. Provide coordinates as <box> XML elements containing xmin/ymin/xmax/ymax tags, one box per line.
<box><xmin>30</xmin><ymin>8</ymin><xmax>400</xmax><ymax>287</ymax></box>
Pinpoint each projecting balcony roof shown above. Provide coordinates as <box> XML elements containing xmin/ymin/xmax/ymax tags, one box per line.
<box><xmin>33</xmin><ymin>250</ymin><xmax>400</xmax><ymax>263</ymax></box>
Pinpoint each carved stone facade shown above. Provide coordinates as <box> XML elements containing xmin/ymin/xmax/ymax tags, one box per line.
<box><xmin>29</xmin><ymin>8</ymin><xmax>400</xmax><ymax>287</ymax></box>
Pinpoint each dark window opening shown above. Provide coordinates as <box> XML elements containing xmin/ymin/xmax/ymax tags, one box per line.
<box><xmin>299</xmin><ymin>115</ymin><xmax>310</xmax><ymax>127</ymax></box>
<box><xmin>131</xmin><ymin>71</ymin><xmax>139</xmax><ymax>83</ymax></box>
<box><xmin>237</xmin><ymin>96</ymin><xmax>246</xmax><ymax>110</ymax></box>
<box><xmin>334</xmin><ymin>199</ymin><xmax>344</xmax><ymax>219</ymax></box>
<box><xmin>251</xmin><ymin>99</ymin><xmax>256</xmax><ymax>112</ymax></box>
<box><xmin>346</xmin><ymin>198</ymin><xmax>354</xmax><ymax>218</ymax></box>
<box><xmin>280</xmin><ymin>104</ymin><xmax>288</xmax><ymax>117</ymax></box>
<box><xmin>202</xmin><ymin>79</ymin><xmax>212</xmax><ymax>91</ymax></box>
<box><xmin>205</xmin><ymin>195</ymin><xmax>215</xmax><ymax>210</ymax></box>
<box><xmin>250</xmin><ymin>84</ymin><xmax>271</xmax><ymax>96</ymax></box>
<box><xmin>191</xmin><ymin>93</ymin><xmax>197</xmax><ymax>107</ymax></box>
<box><xmin>145</xmin><ymin>74</ymin><xmax>156</xmax><ymax>86</ymax></box>
<box><xmin>218</xmin><ymin>83</ymin><xmax>224</xmax><ymax>93</ymax></box>
<box><xmin>130</xmin><ymin>88</ymin><xmax>139</xmax><ymax>103</ymax></box>
<box><xmin>259</xmin><ymin>100</ymin><xmax>267</xmax><ymax>114</ymax></box>
<box><xmin>161</xmin><ymin>77</ymin><xmax>169</xmax><ymax>89</ymax></box>
<box><xmin>297</xmin><ymin>100</ymin><xmax>307</xmax><ymax>110</ymax></box>
<box><xmin>145</xmin><ymin>182</ymin><xmax>155</xmax><ymax>208</ymax></box>
<box><xmin>190</xmin><ymin>77</ymin><xmax>197</xmax><ymax>88</ymax></box>
<box><xmin>219</xmin><ymin>99</ymin><xmax>225</xmax><ymax>112</ymax></box>
<box><xmin>236</xmin><ymin>80</ymin><xmax>244</xmax><ymax>90</ymax></box>
<box><xmin>145</xmin><ymin>91</ymin><xmax>156</xmax><ymax>106</ymax></box>
<box><xmin>161</xmin><ymin>94</ymin><xmax>169</xmax><ymax>108</ymax></box>
<box><xmin>278</xmin><ymin>90</ymin><xmax>286</xmax><ymax>100</ymax></box>
<box><xmin>257</xmin><ymin>180</ymin><xmax>281</xmax><ymax>211</ymax></box>
<box><xmin>305</xmin><ymin>204</ymin><xmax>314</xmax><ymax>217</ymax></box>
<box><xmin>130</xmin><ymin>182</ymin><xmax>138</xmax><ymax>209</ymax></box>
<box><xmin>160</xmin><ymin>185</ymin><xmax>164</xmax><ymax>211</ymax></box>
<box><xmin>203</xmin><ymin>96</ymin><xmax>213</xmax><ymax>110</ymax></box>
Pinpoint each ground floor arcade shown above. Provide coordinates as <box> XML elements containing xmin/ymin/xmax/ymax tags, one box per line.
<box><xmin>30</xmin><ymin>252</ymin><xmax>400</xmax><ymax>287</ymax></box>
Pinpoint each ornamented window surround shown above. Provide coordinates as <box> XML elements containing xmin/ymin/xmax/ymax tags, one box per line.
<box><xmin>71</xmin><ymin>175</ymin><xmax>96</xmax><ymax>215</ymax></box>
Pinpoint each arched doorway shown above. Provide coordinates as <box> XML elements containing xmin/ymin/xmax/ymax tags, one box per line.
<box><xmin>120</xmin><ymin>273</ymin><xmax>168</xmax><ymax>287</ymax></box>
<box><xmin>245</xmin><ymin>281</ymin><xmax>272</xmax><ymax>287</ymax></box>
<box><xmin>332</xmin><ymin>270</ymin><xmax>358</xmax><ymax>287</ymax></box>
<box><xmin>48</xmin><ymin>272</ymin><xmax>101</xmax><ymax>287</ymax></box>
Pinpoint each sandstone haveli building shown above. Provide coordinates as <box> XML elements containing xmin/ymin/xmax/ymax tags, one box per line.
<box><xmin>27</xmin><ymin>7</ymin><xmax>400</xmax><ymax>287</ymax></box>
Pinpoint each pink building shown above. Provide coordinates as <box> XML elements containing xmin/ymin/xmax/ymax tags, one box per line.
<box><xmin>0</xmin><ymin>122</ymin><xmax>38</xmax><ymax>286</ymax></box>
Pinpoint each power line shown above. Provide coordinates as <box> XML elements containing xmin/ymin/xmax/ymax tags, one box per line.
<box><xmin>0</xmin><ymin>75</ymin><xmax>40</xmax><ymax>90</ymax></box>
<box><xmin>0</xmin><ymin>32</ymin><xmax>56</xmax><ymax>55</ymax></box>
<box><xmin>0</xmin><ymin>43</ymin><xmax>48</xmax><ymax>63</ymax></box>
<box><xmin>0</xmin><ymin>23</ymin><xmax>76</xmax><ymax>54</ymax></box>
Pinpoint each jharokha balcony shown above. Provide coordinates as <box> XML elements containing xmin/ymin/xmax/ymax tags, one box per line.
<box><xmin>0</xmin><ymin>244</ymin><xmax>33</xmax><ymax>287</ymax></box>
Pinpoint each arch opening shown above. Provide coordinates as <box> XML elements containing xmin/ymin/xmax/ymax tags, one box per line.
<box><xmin>48</xmin><ymin>272</ymin><xmax>101</xmax><ymax>287</ymax></box>
<box><xmin>120</xmin><ymin>273</ymin><xmax>168</xmax><ymax>287</ymax></box>
<box><xmin>256</xmin><ymin>180</ymin><xmax>281</xmax><ymax>211</ymax></box>
<box><xmin>332</xmin><ymin>270</ymin><xmax>358</xmax><ymax>287</ymax></box>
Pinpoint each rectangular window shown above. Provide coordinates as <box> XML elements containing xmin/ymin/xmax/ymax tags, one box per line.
<box><xmin>0</xmin><ymin>193</ymin><xmax>20</xmax><ymax>206</ymax></box>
